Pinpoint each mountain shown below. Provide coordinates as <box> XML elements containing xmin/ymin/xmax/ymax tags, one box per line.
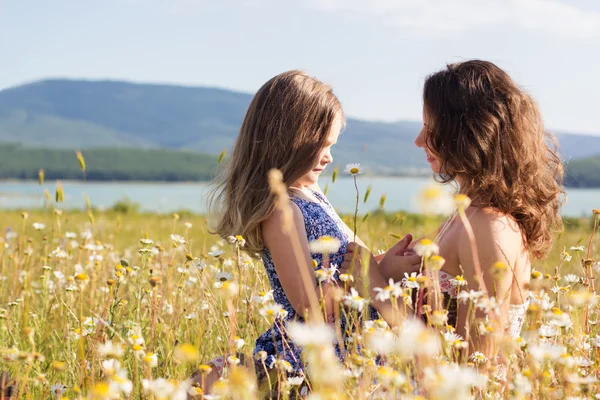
<box><xmin>1</xmin><ymin>79</ymin><xmax>599</xmax><ymax>175</ymax></box>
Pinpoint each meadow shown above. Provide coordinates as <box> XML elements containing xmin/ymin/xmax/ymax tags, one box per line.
<box><xmin>0</xmin><ymin>185</ymin><xmax>597</xmax><ymax>399</ymax></box>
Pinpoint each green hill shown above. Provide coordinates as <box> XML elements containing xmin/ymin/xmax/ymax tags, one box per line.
<box><xmin>1</xmin><ymin>78</ymin><xmax>599</xmax><ymax>182</ymax></box>
<box><xmin>565</xmin><ymin>156</ymin><xmax>600</xmax><ymax>188</ymax></box>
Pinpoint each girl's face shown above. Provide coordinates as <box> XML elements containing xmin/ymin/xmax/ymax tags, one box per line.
<box><xmin>295</xmin><ymin>113</ymin><xmax>342</xmax><ymax>188</ymax></box>
<box><xmin>414</xmin><ymin>106</ymin><xmax>442</xmax><ymax>174</ymax></box>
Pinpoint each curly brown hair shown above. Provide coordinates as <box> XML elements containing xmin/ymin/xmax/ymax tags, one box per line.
<box><xmin>423</xmin><ymin>60</ymin><xmax>565</xmax><ymax>259</ymax></box>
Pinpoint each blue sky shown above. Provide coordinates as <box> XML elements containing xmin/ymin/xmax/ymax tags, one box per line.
<box><xmin>1</xmin><ymin>0</ymin><xmax>599</xmax><ymax>134</ymax></box>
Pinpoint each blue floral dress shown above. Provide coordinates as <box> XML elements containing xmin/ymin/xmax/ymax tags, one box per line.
<box><xmin>253</xmin><ymin>188</ymin><xmax>378</xmax><ymax>376</ymax></box>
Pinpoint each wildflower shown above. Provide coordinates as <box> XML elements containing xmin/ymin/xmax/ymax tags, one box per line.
<box><xmin>88</xmin><ymin>382</ymin><xmax>120</xmax><ymax>399</ymax></box>
<box><xmin>417</xmin><ymin>184</ymin><xmax>454</xmax><ymax>215</ymax></box>
<box><xmin>450</xmin><ymin>275</ymin><xmax>467</xmax><ymax>287</ymax></box>
<box><xmin>215</xmin><ymin>281</ymin><xmax>239</xmax><ymax>298</ymax></box>
<box><xmin>339</xmin><ymin>273</ymin><xmax>354</xmax><ymax>283</ymax></box>
<box><xmin>98</xmin><ymin>340</ymin><xmax>124</xmax><ymax>358</ymax></box>
<box><xmin>457</xmin><ymin>290</ymin><xmax>485</xmax><ymax>304</ymax></box>
<box><xmin>430</xmin><ymin>310</ymin><xmax>449</xmax><ymax>326</ymax></box>
<box><xmin>309</xmin><ymin>236</ymin><xmax>341</xmax><ymax>254</ymax></box>
<box><xmin>443</xmin><ymin>331</ymin><xmax>466</xmax><ymax>349</ymax></box>
<box><xmin>423</xmin><ymin>364</ymin><xmax>487</xmax><ymax>399</ymax></box>
<box><xmin>143</xmin><ymin>352</ymin><xmax>158</xmax><ymax>368</ymax></box>
<box><xmin>551</xmin><ymin>285</ymin><xmax>570</xmax><ymax>294</ymax></box>
<box><xmin>563</xmin><ymin>274</ymin><xmax>581</xmax><ymax>284</ymax></box>
<box><xmin>469</xmin><ymin>352</ymin><xmax>488</xmax><ymax>365</ymax></box>
<box><xmin>139</xmin><ymin>238</ymin><xmax>153</xmax><ymax>246</ymax></box>
<box><xmin>570</xmin><ymin>245</ymin><xmax>585</xmax><ymax>252</ymax></box>
<box><xmin>454</xmin><ymin>194</ymin><xmax>472</xmax><ymax>209</ymax></box>
<box><xmin>476</xmin><ymin>296</ymin><xmax>501</xmax><ymax>314</ymax></box>
<box><xmin>343</xmin><ymin>288</ymin><xmax>368</xmax><ymax>312</ymax></box>
<box><xmin>74</xmin><ymin>273</ymin><xmax>89</xmax><ymax>289</ymax></box>
<box><xmin>174</xmin><ymin>344</ymin><xmax>199</xmax><ymax>364</ymax></box>
<box><xmin>373</xmin><ymin>279</ymin><xmax>403</xmax><ymax>302</ymax></box>
<box><xmin>170</xmin><ymin>234</ymin><xmax>186</xmax><ymax>245</ymax></box>
<box><xmin>288</xmin><ymin>321</ymin><xmax>335</xmax><ymax>347</ymax></box>
<box><xmin>287</xmin><ymin>376</ymin><xmax>304</xmax><ymax>386</ymax></box>
<box><xmin>253</xmin><ymin>290</ymin><xmax>274</xmax><ymax>305</ymax></box>
<box><xmin>233</xmin><ymin>336</ymin><xmax>245</xmax><ymax>350</ymax></box>
<box><xmin>32</xmin><ymin>222</ymin><xmax>45</xmax><ymax>231</ymax></box>
<box><xmin>529</xmin><ymin>290</ymin><xmax>554</xmax><ymax>311</ymax></box>
<box><xmin>51</xmin><ymin>248</ymin><xmax>69</xmax><ymax>259</ymax></box>
<box><xmin>270</xmin><ymin>359</ymin><xmax>293</xmax><ymax>373</ymax></box>
<box><xmin>547</xmin><ymin>308</ymin><xmax>572</xmax><ymax>328</ymax></box>
<box><xmin>315</xmin><ymin>264</ymin><xmax>338</xmax><ymax>283</ymax></box>
<box><xmin>402</xmin><ymin>272</ymin><xmax>422</xmax><ymax>289</ymax></box>
<box><xmin>377</xmin><ymin>366</ymin><xmax>407</xmax><ymax>387</ymax></box>
<box><xmin>560</xmin><ymin>248</ymin><xmax>572</xmax><ymax>262</ymax></box>
<box><xmin>227</xmin><ymin>235</ymin><xmax>246</xmax><ymax>247</ymax></box>
<box><xmin>414</xmin><ymin>239</ymin><xmax>439</xmax><ymax>258</ymax></box>
<box><xmin>528</xmin><ymin>342</ymin><xmax>566</xmax><ymax>362</ymax></box>
<box><xmin>142</xmin><ymin>378</ymin><xmax>177</xmax><ymax>399</ymax></box>
<box><xmin>214</xmin><ymin>271</ymin><xmax>233</xmax><ymax>283</ymax></box>
<box><xmin>366</xmin><ymin>329</ymin><xmax>397</xmax><ymax>355</ymax></box>
<box><xmin>208</xmin><ymin>250</ymin><xmax>224</xmax><ymax>258</ymax></box>
<box><xmin>397</xmin><ymin>318</ymin><xmax>441</xmax><ymax>358</ymax></box>
<box><xmin>50</xmin><ymin>383</ymin><xmax>67</xmax><ymax>396</ymax></box>
<box><xmin>51</xmin><ymin>361</ymin><xmax>67</xmax><ymax>371</ymax></box>
<box><xmin>344</xmin><ymin>163</ymin><xmax>362</xmax><ymax>175</ymax></box>
<box><xmin>428</xmin><ymin>255</ymin><xmax>445</xmax><ymax>271</ymax></box>
<box><xmin>259</xmin><ymin>303</ymin><xmax>288</xmax><ymax>320</ymax></box>
<box><xmin>538</xmin><ymin>324</ymin><xmax>559</xmax><ymax>337</ymax></box>
<box><xmin>569</xmin><ymin>289</ymin><xmax>599</xmax><ymax>307</ymax></box>
<box><xmin>127</xmin><ymin>328</ymin><xmax>145</xmax><ymax>348</ymax></box>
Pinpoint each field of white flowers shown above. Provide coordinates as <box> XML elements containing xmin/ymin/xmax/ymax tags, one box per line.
<box><xmin>0</xmin><ymin>173</ymin><xmax>598</xmax><ymax>399</ymax></box>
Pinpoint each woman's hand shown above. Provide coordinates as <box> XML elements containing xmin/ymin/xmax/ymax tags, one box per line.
<box><xmin>378</xmin><ymin>234</ymin><xmax>423</xmax><ymax>282</ymax></box>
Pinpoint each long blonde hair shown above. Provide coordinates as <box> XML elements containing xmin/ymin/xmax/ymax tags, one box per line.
<box><xmin>208</xmin><ymin>70</ymin><xmax>343</xmax><ymax>254</ymax></box>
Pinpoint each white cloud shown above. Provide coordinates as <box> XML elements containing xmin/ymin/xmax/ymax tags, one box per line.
<box><xmin>300</xmin><ymin>0</ymin><xmax>600</xmax><ymax>38</ymax></box>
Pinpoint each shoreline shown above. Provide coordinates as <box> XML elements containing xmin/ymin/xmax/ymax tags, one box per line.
<box><xmin>1</xmin><ymin>177</ymin><xmax>598</xmax><ymax>189</ymax></box>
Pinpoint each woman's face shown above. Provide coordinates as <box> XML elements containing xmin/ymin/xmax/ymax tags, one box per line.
<box><xmin>414</xmin><ymin>106</ymin><xmax>442</xmax><ymax>174</ymax></box>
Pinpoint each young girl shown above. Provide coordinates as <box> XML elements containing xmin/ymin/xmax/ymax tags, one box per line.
<box><xmin>197</xmin><ymin>70</ymin><xmax>419</xmax><ymax>397</ymax></box>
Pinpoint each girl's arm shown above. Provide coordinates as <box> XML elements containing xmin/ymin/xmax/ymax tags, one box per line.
<box><xmin>455</xmin><ymin>210</ymin><xmax>519</xmax><ymax>358</ymax></box>
<box><xmin>262</xmin><ymin>200</ymin><xmax>338</xmax><ymax>321</ymax></box>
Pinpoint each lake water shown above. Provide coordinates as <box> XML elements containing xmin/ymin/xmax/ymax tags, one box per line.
<box><xmin>0</xmin><ymin>177</ymin><xmax>598</xmax><ymax>217</ymax></box>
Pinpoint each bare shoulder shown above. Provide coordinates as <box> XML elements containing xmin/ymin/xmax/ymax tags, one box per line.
<box><xmin>459</xmin><ymin>207</ymin><xmax>524</xmax><ymax>261</ymax></box>
<box><xmin>468</xmin><ymin>207</ymin><xmax>521</xmax><ymax>239</ymax></box>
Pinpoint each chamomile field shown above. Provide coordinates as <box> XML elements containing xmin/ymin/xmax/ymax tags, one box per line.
<box><xmin>0</xmin><ymin>185</ymin><xmax>598</xmax><ymax>399</ymax></box>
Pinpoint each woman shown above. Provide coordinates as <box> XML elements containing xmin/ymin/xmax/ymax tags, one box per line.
<box><xmin>344</xmin><ymin>60</ymin><xmax>564</xmax><ymax>356</ymax></box>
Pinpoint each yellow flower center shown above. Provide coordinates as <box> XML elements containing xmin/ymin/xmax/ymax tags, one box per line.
<box><xmin>350</xmin><ymin>167</ymin><xmax>359</xmax><ymax>174</ymax></box>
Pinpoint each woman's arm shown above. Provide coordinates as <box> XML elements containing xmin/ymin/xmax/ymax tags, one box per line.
<box><xmin>262</xmin><ymin>200</ymin><xmax>338</xmax><ymax>321</ymax></box>
<box><xmin>455</xmin><ymin>211</ymin><xmax>520</xmax><ymax>358</ymax></box>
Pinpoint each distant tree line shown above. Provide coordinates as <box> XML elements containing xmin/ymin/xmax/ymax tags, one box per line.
<box><xmin>0</xmin><ymin>144</ymin><xmax>219</xmax><ymax>181</ymax></box>
<box><xmin>1</xmin><ymin>144</ymin><xmax>599</xmax><ymax>187</ymax></box>
<box><xmin>564</xmin><ymin>156</ymin><xmax>600</xmax><ymax>188</ymax></box>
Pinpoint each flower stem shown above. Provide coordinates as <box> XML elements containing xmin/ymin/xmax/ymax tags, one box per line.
<box><xmin>353</xmin><ymin>175</ymin><xmax>359</xmax><ymax>242</ymax></box>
